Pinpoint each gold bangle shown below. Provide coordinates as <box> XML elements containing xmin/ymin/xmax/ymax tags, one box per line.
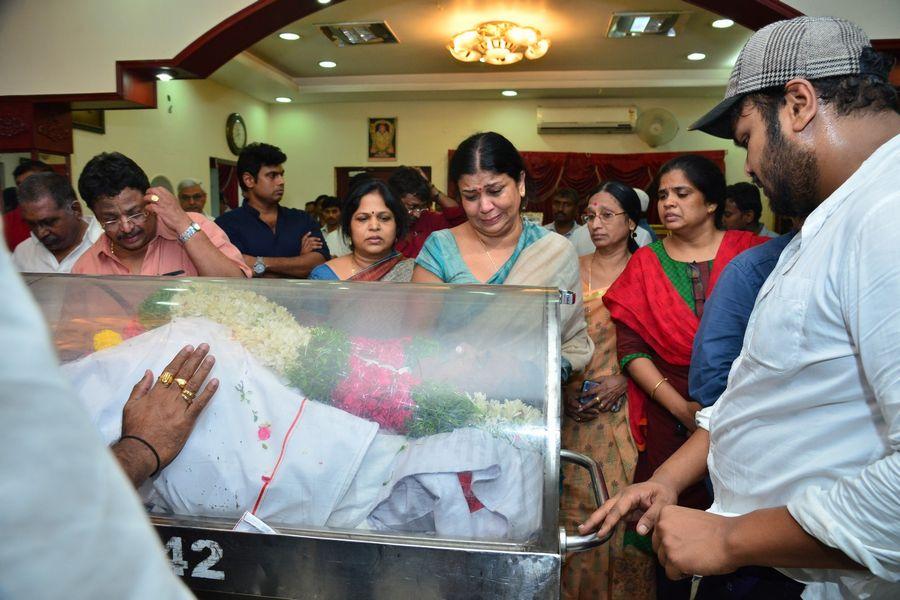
<box><xmin>649</xmin><ymin>377</ymin><xmax>669</xmax><ymax>401</ymax></box>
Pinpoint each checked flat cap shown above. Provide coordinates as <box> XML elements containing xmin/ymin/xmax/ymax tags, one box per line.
<box><xmin>691</xmin><ymin>16</ymin><xmax>872</xmax><ymax>139</ymax></box>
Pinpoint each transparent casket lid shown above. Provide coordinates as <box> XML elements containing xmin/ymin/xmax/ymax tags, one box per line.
<box><xmin>26</xmin><ymin>275</ymin><xmax>561</xmax><ymax>547</ymax></box>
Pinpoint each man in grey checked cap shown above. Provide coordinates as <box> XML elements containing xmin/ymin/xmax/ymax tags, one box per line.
<box><xmin>580</xmin><ymin>16</ymin><xmax>900</xmax><ymax>599</ymax></box>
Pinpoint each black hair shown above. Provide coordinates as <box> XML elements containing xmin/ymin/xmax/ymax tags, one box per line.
<box><xmin>387</xmin><ymin>167</ymin><xmax>432</xmax><ymax>205</ymax></box>
<box><xmin>77</xmin><ymin>152</ymin><xmax>150</xmax><ymax>210</ymax></box>
<box><xmin>586</xmin><ymin>181</ymin><xmax>643</xmax><ymax>253</ymax></box>
<box><xmin>237</xmin><ymin>143</ymin><xmax>286</xmax><ymax>191</ymax></box>
<box><xmin>650</xmin><ymin>154</ymin><xmax>727</xmax><ymax>228</ymax></box>
<box><xmin>449</xmin><ymin>132</ymin><xmax>527</xmax><ymax>189</ymax></box>
<box><xmin>18</xmin><ymin>172</ymin><xmax>77</xmax><ymax>210</ymax></box>
<box><xmin>341</xmin><ymin>178</ymin><xmax>409</xmax><ymax>244</ymax></box>
<box><xmin>725</xmin><ymin>182</ymin><xmax>763</xmax><ymax>223</ymax></box>
<box><xmin>321</xmin><ymin>195</ymin><xmax>341</xmax><ymax>210</ymax></box>
<box><xmin>553</xmin><ymin>188</ymin><xmax>580</xmax><ymax>205</ymax></box>
<box><xmin>13</xmin><ymin>160</ymin><xmax>52</xmax><ymax>181</ymax></box>
<box><xmin>314</xmin><ymin>194</ymin><xmax>330</xmax><ymax>205</ymax></box>
<box><xmin>733</xmin><ymin>47</ymin><xmax>898</xmax><ymax>136</ymax></box>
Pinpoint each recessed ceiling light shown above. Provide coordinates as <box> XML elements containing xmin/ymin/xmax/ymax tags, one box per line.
<box><xmin>156</xmin><ymin>73</ymin><xmax>173</xmax><ymax>81</ymax></box>
<box><xmin>501</xmin><ymin>90</ymin><xmax>518</xmax><ymax>97</ymax></box>
<box><xmin>711</xmin><ymin>19</ymin><xmax>734</xmax><ymax>29</ymax></box>
<box><xmin>318</xmin><ymin>60</ymin><xmax>337</xmax><ymax>68</ymax></box>
<box><xmin>687</xmin><ymin>52</ymin><xmax>707</xmax><ymax>61</ymax></box>
<box><xmin>275</xmin><ymin>97</ymin><xmax>292</xmax><ymax>103</ymax></box>
<box><xmin>279</xmin><ymin>32</ymin><xmax>301</xmax><ymax>41</ymax></box>
<box><xmin>317</xmin><ymin>0</ymin><xmax>331</xmax><ymax>4</ymax></box>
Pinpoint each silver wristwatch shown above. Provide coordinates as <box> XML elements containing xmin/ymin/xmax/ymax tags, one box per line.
<box><xmin>178</xmin><ymin>221</ymin><xmax>202</xmax><ymax>244</ymax></box>
<box><xmin>253</xmin><ymin>256</ymin><xmax>266</xmax><ymax>276</ymax></box>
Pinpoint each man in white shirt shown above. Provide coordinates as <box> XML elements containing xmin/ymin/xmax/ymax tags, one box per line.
<box><xmin>320</xmin><ymin>195</ymin><xmax>351</xmax><ymax>257</ymax></box>
<box><xmin>545</xmin><ymin>188</ymin><xmax>594</xmax><ymax>256</ymax></box>
<box><xmin>177</xmin><ymin>178</ymin><xmax>208</xmax><ymax>215</ymax></box>
<box><xmin>13</xmin><ymin>172</ymin><xmax>102</xmax><ymax>273</ymax></box>
<box><xmin>579</xmin><ymin>16</ymin><xmax>899</xmax><ymax>599</ymax></box>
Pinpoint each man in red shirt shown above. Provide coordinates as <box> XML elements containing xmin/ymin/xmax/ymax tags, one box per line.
<box><xmin>3</xmin><ymin>160</ymin><xmax>53</xmax><ymax>250</ymax></box>
<box><xmin>389</xmin><ymin>167</ymin><xmax>466</xmax><ymax>258</ymax></box>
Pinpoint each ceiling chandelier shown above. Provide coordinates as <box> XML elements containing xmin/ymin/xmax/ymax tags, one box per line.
<box><xmin>448</xmin><ymin>21</ymin><xmax>550</xmax><ymax>66</ymax></box>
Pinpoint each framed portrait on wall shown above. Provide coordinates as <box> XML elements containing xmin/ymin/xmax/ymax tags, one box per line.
<box><xmin>368</xmin><ymin>117</ymin><xmax>397</xmax><ymax>161</ymax></box>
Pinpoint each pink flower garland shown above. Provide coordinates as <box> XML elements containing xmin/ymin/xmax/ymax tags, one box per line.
<box><xmin>331</xmin><ymin>337</ymin><xmax>419</xmax><ymax>433</ymax></box>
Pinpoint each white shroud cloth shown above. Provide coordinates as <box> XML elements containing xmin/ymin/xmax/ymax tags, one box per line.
<box><xmin>61</xmin><ymin>317</ymin><xmax>378</xmax><ymax>527</ymax></box>
<box><xmin>368</xmin><ymin>428</ymin><xmax>543</xmax><ymax>541</ymax></box>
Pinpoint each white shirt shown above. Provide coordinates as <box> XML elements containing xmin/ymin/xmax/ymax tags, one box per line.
<box><xmin>323</xmin><ymin>227</ymin><xmax>351</xmax><ymax>257</ymax></box>
<box><xmin>555</xmin><ymin>223</ymin><xmax>597</xmax><ymax>256</ymax></box>
<box><xmin>0</xmin><ymin>243</ymin><xmax>192</xmax><ymax>598</ymax></box>
<box><xmin>13</xmin><ymin>216</ymin><xmax>103</xmax><ymax>273</ymax></box>
<box><xmin>698</xmin><ymin>134</ymin><xmax>900</xmax><ymax>599</ymax></box>
<box><xmin>758</xmin><ymin>223</ymin><xmax>779</xmax><ymax>238</ymax></box>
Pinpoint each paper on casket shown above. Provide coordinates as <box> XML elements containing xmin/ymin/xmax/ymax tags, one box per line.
<box><xmin>367</xmin><ymin>427</ymin><xmax>543</xmax><ymax>541</ymax></box>
<box><xmin>60</xmin><ymin>317</ymin><xmax>379</xmax><ymax>527</ymax></box>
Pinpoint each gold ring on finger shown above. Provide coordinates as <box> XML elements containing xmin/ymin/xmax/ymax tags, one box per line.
<box><xmin>159</xmin><ymin>371</ymin><xmax>174</xmax><ymax>386</ymax></box>
<box><xmin>180</xmin><ymin>388</ymin><xmax>196</xmax><ymax>402</ymax></box>
<box><xmin>149</xmin><ymin>194</ymin><xmax>160</xmax><ymax>203</ymax></box>
<box><xmin>174</xmin><ymin>377</ymin><xmax>188</xmax><ymax>389</ymax></box>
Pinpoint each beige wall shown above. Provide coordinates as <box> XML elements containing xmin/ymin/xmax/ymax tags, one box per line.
<box><xmin>73</xmin><ymin>79</ymin><xmax>268</xmax><ymax>203</ymax></box>
<box><xmin>0</xmin><ymin>0</ymin><xmax>254</xmax><ymax>96</ymax></box>
<box><xmin>267</xmin><ymin>97</ymin><xmax>764</xmax><ymax>223</ymax></box>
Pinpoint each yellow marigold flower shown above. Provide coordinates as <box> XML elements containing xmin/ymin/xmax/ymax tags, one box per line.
<box><xmin>93</xmin><ymin>329</ymin><xmax>123</xmax><ymax>351</ymax></box>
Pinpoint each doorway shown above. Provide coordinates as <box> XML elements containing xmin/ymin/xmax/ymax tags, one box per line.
<box><xmin>210</xmin><ymin>157</ymin><xmax>239</xmax><ymax>218</ymax></box>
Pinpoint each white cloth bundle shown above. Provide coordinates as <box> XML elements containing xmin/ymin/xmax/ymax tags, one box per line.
<box><xmin>61</xmin><ymin>317</ymin><xmax>378</xmax><ymax>527</ymax></box>
<box><xmin>368</xmin><ymin>428</ymin><xmax>543</xmax><ymax>541</ymax></box>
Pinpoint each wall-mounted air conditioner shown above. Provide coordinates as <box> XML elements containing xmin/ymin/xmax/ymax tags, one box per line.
<box><xmin>537</xmin><ymin>106</ymin><xmax>638</xmax><ymax>134</ymax></box>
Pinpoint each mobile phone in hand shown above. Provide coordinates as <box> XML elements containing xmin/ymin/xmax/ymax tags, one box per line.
<box><xmin>580</xmin><ymin>380</ymin><xmax>601</xmax><ymax>404</ymax></box>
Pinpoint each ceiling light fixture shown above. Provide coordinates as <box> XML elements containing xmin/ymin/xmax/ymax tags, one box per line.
<box><xmin>317</xmin><ymin>0</ymin><xmax>331</xmax><ymax>4</ymax></box>
<box><xmin>448</xmin><ymin>21</ymin><xmax>550</xmax><ymax>66</ymax></box>
<box><xmin>156</xmin><ymin>73</ymin><xmax>173</xmax><ymax>82</ymax></box>
<box><xmin>687</xmin><ymin>52</ymin><xmax>707</xmax><ymax>61</ymax></box>
<box><xmin>711</xmin><ymin>19</ymin><xmax>734</xmax><ymax>29</ymax></box>
<box><xmin>501</xmin><ymin>90</ymin><xmax>518</xmax><ymax>97</ymax></box>
<box><xmin>318</xmin><ymin>60</ymin><xmax>337</xmax><ymax>68</ymax></box>
<box><xmin>279</xmin><ymin>32</ymin><xmax>301</xmax><ymax>41</ymax></box>
<box><xmin>275</xmin><ymin>97</ymin><xmax>292</xmax><ymax>103</ymax></box>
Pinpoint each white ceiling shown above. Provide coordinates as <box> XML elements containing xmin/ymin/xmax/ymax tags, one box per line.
<box><xmin>211</xmin><ymin>0</ymin><xmax>753</xmax><ymax>104</ymax></box>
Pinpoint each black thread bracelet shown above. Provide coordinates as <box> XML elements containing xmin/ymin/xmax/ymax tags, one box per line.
<box><xmin>119</xmin><ymin>435</ymin><xmax>161</xmax><ymax>478</ymax></box>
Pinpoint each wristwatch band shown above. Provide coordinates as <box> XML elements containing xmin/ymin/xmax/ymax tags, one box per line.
<box><xmin>178</xmin><ymin>222</ymin><xmax>202</xmax><ymax>244</ymax></box>
<box><xmin>253</xmin><ymin>256</ymin><xmax>266</xmax><ymax>276</ymax></box>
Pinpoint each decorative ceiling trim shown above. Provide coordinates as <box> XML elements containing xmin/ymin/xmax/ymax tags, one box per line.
<box><xmin>292</xmin><ymin>69</ymin><xmax>735</xmax><ymax>94</ymax></box>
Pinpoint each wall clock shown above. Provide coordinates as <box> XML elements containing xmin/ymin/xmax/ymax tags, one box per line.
<box><xmin>226</xmin><ymin>113</ymin><xmax>247</xmax><ymax>156</ymax></box>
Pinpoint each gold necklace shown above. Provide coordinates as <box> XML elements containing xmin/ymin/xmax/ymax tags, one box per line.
<box><xmin>475</xmin><ymin>234</ymin><xmax>498</xmax><ymax>272</ymax></box>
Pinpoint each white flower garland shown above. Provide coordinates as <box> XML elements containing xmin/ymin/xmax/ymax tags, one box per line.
<box><xmin>170</xmin><ymin>286</ymin><xmax>311</xmax><ymax>375</ymax></box>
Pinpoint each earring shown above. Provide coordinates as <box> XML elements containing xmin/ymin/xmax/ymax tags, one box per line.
<box><xmin>631</xmin><ymin>229</ymin><xmax>637</xmax><ymax>239</ymax></box>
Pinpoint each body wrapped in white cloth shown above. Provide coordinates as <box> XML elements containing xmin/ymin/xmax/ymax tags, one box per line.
<box><xmin>60</xmin><ymin>316</ymin><xmax>544</xmax><ymax>541</ymax></box>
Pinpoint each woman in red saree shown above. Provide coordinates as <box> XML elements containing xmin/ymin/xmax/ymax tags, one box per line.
<box><xmin>310</xmin><ymin>178</ymin><xmax>414</xmax><ymax>282</ymax></box>
<box><xmin>603</xmin><ymin>155</ymin><xmax>767</xmax><ymax>513</ymax></box>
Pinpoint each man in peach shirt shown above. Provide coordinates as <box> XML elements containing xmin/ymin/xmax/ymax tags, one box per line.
<box><xmin>72</xmin><ymin>152</ymin><xmax>250</xmax><ymax>277</ymax></box>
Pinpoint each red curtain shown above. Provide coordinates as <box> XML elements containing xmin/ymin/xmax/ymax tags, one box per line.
<box><xmin>217</xmin><ymin>162</ymin><xmax>239</xmax><ymax>211</ymax></box>
<box><xmin>447</xmin><ymin>149</ymin><xmax>726</xmax><ymax>224</ymax></box>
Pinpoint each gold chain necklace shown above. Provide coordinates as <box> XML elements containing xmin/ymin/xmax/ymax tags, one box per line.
<box><xmin>475</xmin><ymin>234</ymin><xmax>499</xmax><ymax>272</ymax></box>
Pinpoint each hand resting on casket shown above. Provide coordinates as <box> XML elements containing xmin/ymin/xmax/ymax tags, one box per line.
<box><xmin>111</xmin><ymin>343</ymin><xmax>219</xmax><ymax>487</ymax></box>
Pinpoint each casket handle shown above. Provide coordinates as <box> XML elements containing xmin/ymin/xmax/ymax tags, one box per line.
<box><xmin>559</xmin><ymin>448</ymin><xmax>613</xmax><ymax>555</ymax></box>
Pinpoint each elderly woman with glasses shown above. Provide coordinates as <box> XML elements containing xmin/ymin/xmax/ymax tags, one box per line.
<box><xmin>560</xmin><ymin>182</ymin><xmax>656</xmax><ymax>600</ymax></box>
<box><xmin>72</xmin><ymin>152</ymin><xmax>250</xmax><ymax>277</ymax></box>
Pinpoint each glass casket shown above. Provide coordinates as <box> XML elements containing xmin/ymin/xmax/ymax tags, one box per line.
<box><xmin>26</xmin><ymin>274</ymin><xmax>608</xmax><ymax>599</ymax></box>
